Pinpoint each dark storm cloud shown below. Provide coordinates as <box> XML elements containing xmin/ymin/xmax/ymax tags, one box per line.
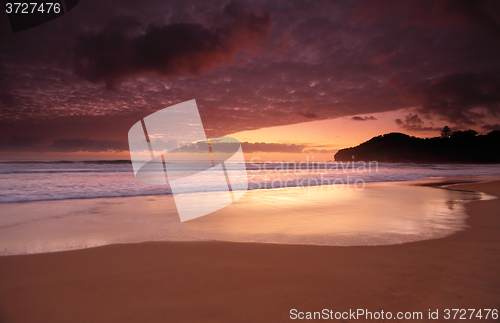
<box><xmin>73</xmin><ymin>1</ymin><xmax>272</xmax><ymax>87</ymax></box>
<box><xmin>353</xmin><ymin>0</ymin><xmax>500</xmax><ymax>34</ymax></box>
<box><xmin>481</xmin><ymin>124</ymin><xmax>500</xmax><ymax>131</ymax></box>
<box><xmin>396</xmin><ymin>73</ymin><xmax>500</xmax><ymax>126</ymax></box>
<box><xmin>0</xmin><ymin>136</ymin><xmax>43</xmax><ymax>152</ymax></box>
<box><xmin>0</xmin><ymin>92</ymin><xmax>15</xmax><ymax>107</ymax></box>
<box><xmin>395</xmin><ymin>113</ymin><xmax>440</xmax><ymax>131</ymax></box>
<box><xmin>49</xmin><ymin>138</ymin><xmax>129</xmax><ymax>152</ymax></box>
<box><xmin>297</xmin><ymin>111</ymin><xmax>318</xmax><ymax>119</ymax></box>
<box><xmin>352</xmin><ymin>116</ymin><xmax>377</xmax><ymax>121</ymax></box>
<box><xmin>2</xmin><ymin>0</ymin><xmax>500</xmax><ymax>153</ymax></box>
<box><xmin>0</xmin><ymin>137</ymin><xmax>128</xmax><ymax>152</ymax></box>
<box><xmin>0</xmin><ymin>137</ymin><xmax>304</xmax><ymax>153</ymax></box>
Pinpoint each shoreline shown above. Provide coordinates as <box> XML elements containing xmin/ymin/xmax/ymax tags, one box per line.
<box><xmin>0</xmin><ymin>173</ymin><xmax>497</xmax><ymax>205</ymax></box>
<box><xmin>0</xmin><ymin>178</ymin><xmax>491</xmax><ymax>255</ymax></box>
<box><xmin>0</xmin><ymin>180</ymin><xmax>499</xmax><ymax>322</ymax></box>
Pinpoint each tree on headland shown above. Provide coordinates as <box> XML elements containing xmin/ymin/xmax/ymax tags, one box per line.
<box><xmin>440</xmin><ymin>126</ymin><xmax>453</xmax><ymax>138</ymax></box>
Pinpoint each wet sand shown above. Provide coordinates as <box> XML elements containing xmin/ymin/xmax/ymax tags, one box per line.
<box><xmin>0</xmin><ymin>181</ymin><xmax>487</xmax><ymax>254</ymax></box>
<box><xmin>0</xmin><ymin>181</ymin><xmax>499</xmax><ymax>322</ymax></box>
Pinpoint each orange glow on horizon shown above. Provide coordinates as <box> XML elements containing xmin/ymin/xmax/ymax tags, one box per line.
<box><xmin>227</xmin><ymin>109</ymin><xmax>445</xmax><ymax>160</ymax></box>
<box><xmin>3</xmin><ymin>108</ymin><xmax>496</xmax><ymax>162</ymax></box>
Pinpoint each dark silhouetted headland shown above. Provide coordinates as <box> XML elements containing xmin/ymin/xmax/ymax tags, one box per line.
<box><xmin>334</xmin><ymin>130</ymin><xmax>500</xmax><ymax>163</ymax></box>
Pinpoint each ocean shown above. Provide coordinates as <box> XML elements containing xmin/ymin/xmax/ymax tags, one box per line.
<box><xmin>1</xmin><ymin>161</ymin><xmax>500</xmax><ymax>203</ymax></box>
<box><xmin>1</xmin><ymin>161</ymin><xmax>499</xmax><ymax>255</ymax></box>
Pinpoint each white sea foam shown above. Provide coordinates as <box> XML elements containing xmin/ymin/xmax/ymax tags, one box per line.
<box><xmin>0</xmin><ymin>161</ymin><xmax>499</xmax><ymax>203</ymax></box>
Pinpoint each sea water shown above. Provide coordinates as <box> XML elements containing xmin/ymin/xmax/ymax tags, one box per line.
<box><xmin>0</xmin><ymin>161</ymin><xmax>498</xmax><ymax>254</ymax></box>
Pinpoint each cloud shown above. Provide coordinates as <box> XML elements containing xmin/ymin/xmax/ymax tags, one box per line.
<box><xmin>240</xmin><ymin>142</ymin><xmax>305</xmax><ymax>153</ymax></box>
<box><xmin>49</xmin><ymin>139</ymin><xmax>129</xmax><ymax>152</ymax></box>
<box><xmin>173</xmin><ymin>141</ymin><xmax>306</xmax><ymax>153</ymax></box>
<box><xmin>297</xmin><ymin>111</ymin><xmax>318</xmax><ymax>119</ymax></box>
<box><xmin>353</xmin><ymin>0</ymin><xmax>500</xmax><ymax>35</ymax></box>
<box><xmin>0</xmin><ymin>137</ymin><xmax>128</xmax><ymax>153</ymax></box>
<box><xmin>351</xmin><ymin>115</ymin><xmax>377</xmax><ymax>121</ymax></box>
<box><xmin>481</xmin><ymin>123</ymin><xmax>500</xmax><ymax>131</ymax></box>
<box><xmin>2</xmin><ymin>0</ymin><xmax>500</xmax><ymax>150</ymax></box>
<box><xmin>303</xmin><ymin>148</ymin><xmax>338</xmax><ymax>154</ymax></box>
<box><xmin>398</xmin><ymin>73</ymin><xmax>500</xmax><ymax>126</ymax></box>
<box><xmin>0</xmin><ymin>136</ymin><xmax>43</xmax><ymax>152</ymax></box>
<box><xmin>0</xmin><ymin>136</ymin><xmax>307</xmax><ymax>154</ymax></box>
<box><xmin>160</xmin><ymin>141</ymin><xmax>307</xmax><ymax>154</ymax></box>
<box><xmin>395</xmin><ymin>113</ymin><xmax>440</xmax><ymax>131</ymax></box>
<box><xmin>74</xmin><ymin>1</ymin><xmax>273</xmax><ymax>87</ymax></box>
<box><xmin>370</xmin><ymin>51</ymin><xmax>396</xmax><ymax>65</ymax></box>
<box><xmin>387</xmin><ymin>75</ymin><xmax>405</xmax><ymax>91</ymax></box>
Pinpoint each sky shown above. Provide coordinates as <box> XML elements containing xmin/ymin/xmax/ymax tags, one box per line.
<box><xmin>1</xmin><ymin>0</ymin><xmax>499</xmax><ymax>161</ymax></box>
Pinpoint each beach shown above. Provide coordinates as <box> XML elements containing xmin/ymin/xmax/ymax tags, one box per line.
<box><xmin>3</xmin><ymin>0</ymin><xmax>500</xmax><ymax>320</ymax></box>
<box><xmin>0</xmin><ymin>180</ymin><xmax>499</xmax><ymax>322</ymax></box>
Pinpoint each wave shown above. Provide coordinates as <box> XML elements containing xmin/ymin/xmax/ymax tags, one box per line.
<box><xmin>0</xmin><ymin>162</ymin><xmax>499</xmax><ymax>203</ymax></box>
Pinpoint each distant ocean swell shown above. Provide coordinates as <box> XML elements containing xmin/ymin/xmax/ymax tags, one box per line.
<box><xmin>0</xmin><ymin>161</ymin><xmax>499</xmax><ymax>203</ymax></box>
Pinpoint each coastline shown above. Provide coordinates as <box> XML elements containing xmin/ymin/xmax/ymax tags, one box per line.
<box><xmin>0</xmin><ymin>180</ymin><xmax>499</xmax><ymax>322</ymax></box>
<box><xmin>0</xmin><ymin>179</ymin><xmax>491</xmax><ymax>255</ymax></box>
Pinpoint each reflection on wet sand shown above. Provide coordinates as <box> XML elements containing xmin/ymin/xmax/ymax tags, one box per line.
<box><xmin>0</xmin><ymin>181</ymin><xmax>495</xmax><ymax>255</ymax></box>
